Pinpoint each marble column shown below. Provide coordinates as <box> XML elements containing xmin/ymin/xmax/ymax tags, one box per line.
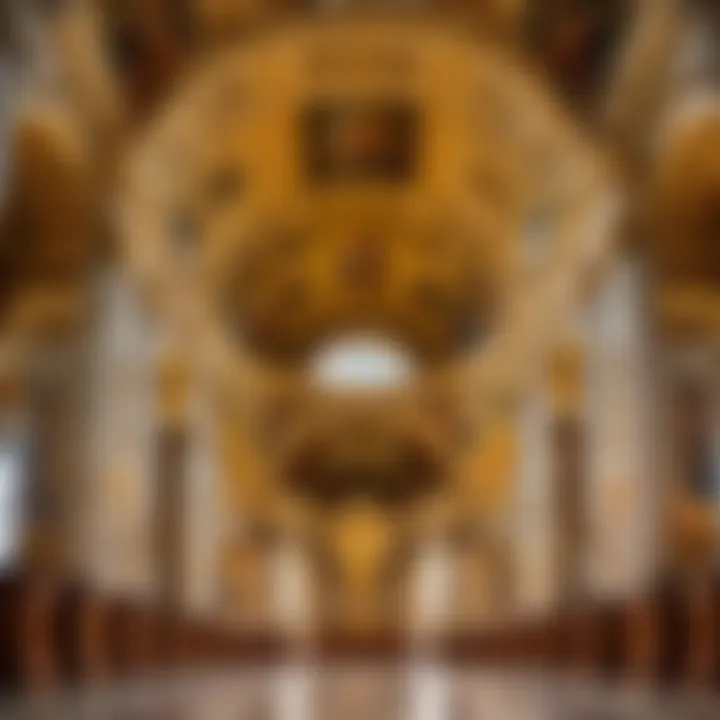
<box><xmin>407</xmin><ymin>539</ymin><xmax>453</xmax><ymax>645</ymax></box>
<box><xmin>155</xmin><ymin>347</ymin><xmax>191</xmax><ymax>608</ymax></box>
<box><xmin>514</xmin><ymin>334</ymin><xmax>588</xmax><ymax>612</ymax></box>
<box><xmin>549</xmin><ymin>340</ymin><xmax>587</xmax><ymax>605</ymax></box>
<box><xmin>514</xmin><ymin>382</ymin><xmax>555</xmax><ymax>614</ymax></box>
<box><xmin>86</xmin><ymin>270</ymin><xmax>157</xmax><ymax>594</ymax></box>
<box><xmin>585</xmin><ymin>258</ymin><xmax>656</xmax><ymax>597</ymax></box>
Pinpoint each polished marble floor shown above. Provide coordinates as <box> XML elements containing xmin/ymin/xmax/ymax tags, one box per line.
<box><xmin>2</xmin><ymin>665</ymin><xmax>720</xmax><ymax>719</ymax></box>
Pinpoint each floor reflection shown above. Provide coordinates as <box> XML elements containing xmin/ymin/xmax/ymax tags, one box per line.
<box><xmin>3</xmin><ymin>666</ymin><xmax>720</xmax><ymax>719</ymax></box>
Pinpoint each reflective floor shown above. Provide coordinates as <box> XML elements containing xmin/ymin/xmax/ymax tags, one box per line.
<box><xmin>3</xmin><ymin>666</ymin><xmax>720</xmax><ymax>719</ymax></box>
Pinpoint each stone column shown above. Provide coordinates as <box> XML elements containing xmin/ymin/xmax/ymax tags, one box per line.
<box><xmin>659</xmin><ymin>345</ymin><xmax>720</xmax><ymax>579</ymax></box>
<box><xmin>86</xmin><ymin>271</ymin><xmax>157</xmax><ymax>594</ymax></box>
<box><xmin>514</xmin><ymin>382</ymin><xmax>555</xmax><ymax>615</ymax></box>
<box><xmin>183</xmin><ymin>388</ymin><xmax>222</xmax><ymax>614</ymax></box>
<box><xmin>24</xmin><ymin>338</ymin><xmax>93</xmax><ymax>579</ymax></box>
<box><xmin>408</xmin><ymin>539</ymin><xmax>453</xmax><ymax>646</ymax></box>
<box><xmin>155</xmin><ymin>347</ymin><xmax>190</xmax><ymax>607</ymax></box>
<box><xmin>585</xmin><ymin>258</ymin><xmax>656</xmax><ymax>597</ymax></box>
<box><xmin>273</xmin><ymin>537</ymin><xmax>315</xmax><ymax>644</ymax></box>
<box><xmin>549</xmin><ymin>339</ymin><xmax>586</xmax><ymax>605</ymax></box>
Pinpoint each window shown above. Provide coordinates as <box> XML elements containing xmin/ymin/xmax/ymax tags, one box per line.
<box><xmin>309</xmin><ymin>336</ymin><xmax>416</xmax><ymax>390</ymax></box>
<box><xmin>0</xmin><ymin>435</ymin><xmax>26</xmax><ymax>569</ymax></box>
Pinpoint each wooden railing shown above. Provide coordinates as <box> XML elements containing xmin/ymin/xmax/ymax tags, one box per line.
<box><xmin>3</xmin><ymin>572</ymin><xmax>720</xmax><ymax>694</ymax></box>
<box><xmin>0</xmin><ymin>572</ymin><xmax>285</xmax><ymax>695</ymax></box>
<box><xmin>442</xmin><ymin>579</ymin><xmax>720</xmax><ymax>688</ymax></box>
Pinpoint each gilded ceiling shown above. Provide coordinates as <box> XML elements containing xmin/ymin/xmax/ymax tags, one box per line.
<box><xmin>120</xmin><ymin>19</ymin><xmax>614</xmax><ymax>528</ymax></box>
<box><xmin>1</xmin><ymin>0</ymin><xmax>717</xmax><ymax>634</ymax></box>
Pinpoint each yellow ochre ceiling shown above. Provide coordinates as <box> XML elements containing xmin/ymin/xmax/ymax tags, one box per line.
<box><xmin>121</xmin><ymin>19</ymin><xmax>613</xmax><ymax>532</ymax></box>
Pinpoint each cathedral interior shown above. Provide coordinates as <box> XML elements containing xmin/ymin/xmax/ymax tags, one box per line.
<box><xmin>0</xmin><ymin>0</ymin><xmax>719</xmax><ymax>717</ymax></box>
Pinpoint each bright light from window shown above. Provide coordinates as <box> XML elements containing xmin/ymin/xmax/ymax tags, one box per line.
<box><xmin>0</xmin><ymin>446</ymin><xmax>22</xmax><ymax>570</ymax></box>
<box><xmin>309</xmin><ymin>336</ymin><xmax>416</xmax><ymax>391</ymax></box>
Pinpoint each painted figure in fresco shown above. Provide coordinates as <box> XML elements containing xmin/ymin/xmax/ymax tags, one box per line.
<box><xmin>304</xmin><ymin>102</ymin><xmax>419</xmax><ymax>183</ymax></box>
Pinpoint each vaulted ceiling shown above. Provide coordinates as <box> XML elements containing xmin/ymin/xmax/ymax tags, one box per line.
<box><xmin>119</xmin><ymin>20</ymin><xmax>613</xmax><ymax>529</ymax></box>
<box><xmin>4</xmin><ymin>0</ymin><xmax>716</xmax><ymax>629</ymax></box>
